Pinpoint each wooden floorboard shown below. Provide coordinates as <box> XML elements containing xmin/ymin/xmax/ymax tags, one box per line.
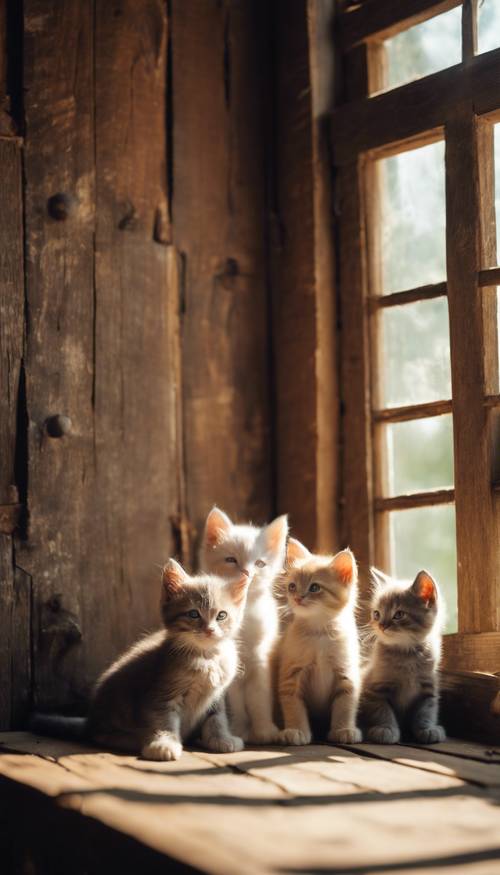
<box><xmin>1</xmin><ymin>733</ymin><xmax>500</xmax><ymax>874</ymax></box>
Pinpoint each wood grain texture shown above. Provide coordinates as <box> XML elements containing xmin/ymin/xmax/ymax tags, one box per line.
<box><xmin>271</xmin><ymin>0</ymin><xmax>339</xmax><ymax>552</ymax></box>
<box><xmin>18</xmin><ymin>0</ymin><xmax>177</xmax><ymax>711</ymax></box>
<box><xmin>440</xmin><ymin>670</ymin><xmax>500</xmax><ymax>744</ymax></box>
<box><xmin>171</xmin><ymin>0</ymin><xmax>272</xmax><ymax>555</ymax></box>
<box><xmin>445</xmin><ymin>109</ymin><xmax>500</xmax><ymax>633</ymax></box>
<box><xmin>373</xmin><ymin>398</ymin><xmax>452</xmax><ymax>423</ymax></box>
<box><xmin>370</xmin><ymin>281</ymin><xmax>447</xmax><ymax>310</ymax></box>
<box><xmin>2</xmin><ymin>732</ymin><xmax>500</xmax><ymax>873</ymax></box>
<box><xmin>340</xmin><ymin>0</ymin><xmax>460</xmax><ymax>49</ymax></box>
<box><xmin>442</xmin><ymin>632</ymin><xmax>500</xmax><ymax>674</ymax></box>
<box><xmin>374</xmin><ymin>488</ymin><xmax>455</xmax><ymax>512</ymax></box>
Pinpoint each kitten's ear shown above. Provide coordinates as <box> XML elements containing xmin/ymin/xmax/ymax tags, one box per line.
<box><xmin>228</xmin><ymin>574</ymin><xmax>250</xmax><ymax>605</ymax></box>
<box><xmin>162</xmin><ymin>559</ymin><xmax>188</xmax><ymax>600</ymax></box>
<box><xmin>411</xmin><ymin>570</ymin><xmax>438</xmax><ymax>606</ymax></box>
<box><xmin>203</xmin><ymin>507</ymin><xmax>232</xmax><ymax>548</ymax></box>
<box><xmin>330</xmin><ymin>549</ymin><xmax>357</xmax><ymax>586</ymax></box>
<box><xmin>370</xmin><ymin>566</ymin><xmax>392</xmax><ymax>591</ymax></box>
<box><xmin>262</xmin><ymin>514</ymin><xmax>288</xmax><ymax>555</ymax></box>
<box><xmin>286</xmin><ymin>537</ymin><xmax>311</xmax><ymax>567</ymax></box>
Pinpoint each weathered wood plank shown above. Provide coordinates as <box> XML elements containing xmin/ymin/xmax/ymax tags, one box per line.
<box><xmin>19</xmin><ymin>0</ymin><xmax>178</xmax><ymax>711</ymax></box>
<box><xmin>2</xmin><ymin>734</ymin><xmax>500</xmax><ymax>875</ymax></box>
<box><xmin>441</xmin><ymin>670</ymin><xmax>500</xmax><ymax>744</ymax></box>
<box><xmin>445</xmin><ymin>109</ymin><xmax>500</xmax><ymax>633</ymax></box>
<box><xmin>171</xmin><ymin>0</ymin><xmax>272</xmax><ymax>555</ymax></box>
<box><xmin>442</xmin><ymin>633</ymin><xmax>500</xmax><ymax>674</ymax></box>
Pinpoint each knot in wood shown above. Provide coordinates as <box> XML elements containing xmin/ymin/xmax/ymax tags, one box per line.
<box><xmin>47</xmin><ymin>193</ymin><xmax>74</xmax><ymax>220</ymax></box>
<box><xmin>46</xmin><ymin>414</ymin><xmax>72</xmax><ymax>438</ymax></box>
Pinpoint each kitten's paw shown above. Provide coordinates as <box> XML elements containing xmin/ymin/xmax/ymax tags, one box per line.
<box><xmin>204</xmin><ymin>734</ymin><xmax>245</xmax><ymax>754</ymax></box>
<box><xmin>414</xmin><ymin>725</ymin><xmax>446</xmax><ymax>745</ymax></box>
<box><xmin>328</xmin><ymin>727</ymin><xmax>363</xmax><ymax>745</ymax></box>
<box><xmin>248</xmin><ymin>723</ymin><xmax>282</xmax><ymax>745</ymax></box>
<box><xmin>141</xmin><ymin>734</ymin><xmax>183</xmax><ymax>761</ymax></box>
<box><xmin>280</xmin><ymin>727</ymin><xmax>312</xmax><ymax>746</ymax></box>
<box><xmin>366</xmin><ymin>725</ymin><xmax>400</xmax><ymax>744</ymax></box>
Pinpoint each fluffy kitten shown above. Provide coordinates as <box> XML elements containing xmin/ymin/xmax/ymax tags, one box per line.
<box><xmin>276</xmin><ymin>538</ymin><xmax>362</xmax><ymax>745</ymax></box>
<box><xmin>200</xmin><ymin>507</ymin><xmax>288</xmax><ymax>743</ymax></box>
<box><xmin>32</xmin><ymin>560</ymin><xmax>248</xmax><ymax>760</ymax></box>
<box><xmin>360</xmin><ymin>568</ymin><xmax>445</xmax><ymax>745</ymax></box>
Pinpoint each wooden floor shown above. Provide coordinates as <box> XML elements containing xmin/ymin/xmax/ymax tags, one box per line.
<box><xmin>1</xmin><ymin>733</ymin><xmax>500</xmax><ymax>874</ymax></box>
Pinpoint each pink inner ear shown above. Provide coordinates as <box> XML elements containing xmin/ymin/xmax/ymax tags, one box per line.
<box><xmin>162</xmin><ymin>562</ymin><xmax>186</xmax><ymax>598</ymax></box>
<box><xmin>418</xmin><ymin>575</ymin><xmax>436</xmax><ymax>603</ymax></box>
<box><xmin>332</xmin><ymin>551</ymin><xmax>355</xmax><ymax>585</ymax></box>
<box><xmin>286</xmin><ymin>537</ymin><xmax>310</xmax><ymax>565</ymax></box>
<box><xmin>205</xmin><ymin>509</ymin><xmax>230</xmax><ymax>548</ymax></box>
<box><xmin>266</xmin><ymin>516</ymin><xmax>288</xmax><ymax>552</ymax></box>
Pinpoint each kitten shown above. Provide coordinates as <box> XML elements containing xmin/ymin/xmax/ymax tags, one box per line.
<box><xmin>360</xmin><ymin>568</ymin><xmax>445</xmax><ymax>745</ymax></box>
<box><xmin>200</xmin><ymin>507</ymin><xmax>288</xmax><ymax>743</ymax></box>
<box><xmin>32</xmin><ymin>560</ymin><xmax>248</xmax><ymax>760</ymax></box>
<box><xmin>276</xmin><ymin>538</ymin><xmax>362</xmax><ymax>745</ymax></box>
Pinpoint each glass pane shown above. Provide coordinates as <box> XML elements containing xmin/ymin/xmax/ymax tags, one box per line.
<box><xmin>390</xmin><ymin>505</ymin><xmax>457</xmax><ymax>633</ymax></box>
<box><xmin>478</xmin><ymin>0</ymin><xmax>500</xmax><ymax>55</ymax></box>
<box><xmin>379</xmin><ymin>141</ymin><xmax>446</xmax><ymax>294</ymax></box>
<box><xmin>383</xmin><ymin>7</ymin><xmax>462</xmax><ymax>92</ymax></box>
<box><xmin>381</xmin><ymin>298</ymin><xmax>452</xmax><ymax>407</ymax></box>
<box><xmin>383</xmin><ymin>415</ymin><xmax>454</xmax><ymax>496</ymax></box>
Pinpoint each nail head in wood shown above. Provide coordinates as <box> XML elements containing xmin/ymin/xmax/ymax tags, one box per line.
<box><xmin>47</xmin><ymin>193</ymin><xmax>74</xmax><ymax>221</ymax></box>
<box><xmin>46</xmin><ymin>414</ymin><xmax>72</xmax><ymax>438</ymax></box>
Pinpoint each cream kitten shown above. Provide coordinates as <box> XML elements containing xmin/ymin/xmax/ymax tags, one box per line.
<box><xmin>32</xmin><ymin>560</ymin><xmax>248</xmax><ymax>760</ymax></box>
<box><xmin>360</xmin><ymin>568</ymin><xmax>445</xmax><ymax>744</ymax></box>
<box><xmin>200</xmin><ymin>507</ymin><xmax>288</xmax><ymax>743</ymax></box>
<box><xmin>277</xmin><ymin>538</ymin><xmax>362</xmax><ymax>745</ymax></box>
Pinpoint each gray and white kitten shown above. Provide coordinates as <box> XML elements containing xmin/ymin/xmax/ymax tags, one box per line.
<box><xmin>360</xmin><ymin>568</ymin><xmax>445</xmax><ymax>745</ymax></box>
<box><xmin>32</xmin><ymin>560</ymin><xmax>248</xmax><ymax>760</ymax></box>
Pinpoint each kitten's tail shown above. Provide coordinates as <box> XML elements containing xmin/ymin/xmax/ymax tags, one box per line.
<box><xmin>30</xmin><ymin>713</ymin><xmax>88</xmax><ymax>741</ymax></box>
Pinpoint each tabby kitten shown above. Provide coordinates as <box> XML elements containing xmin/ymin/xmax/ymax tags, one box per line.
<box><xmin>360</xmin><ymin>568</ymin><xmax>445</xmax><ymax>745</ymax></box>
<box><xmin>200</xmin><ymin>507</ymin><xmax>288</xmax><ymax>743</ymax></box>
<box><xmin>33</xmin><ymin>560</ymin><xmax>248</xmax><ymax>760</ymax></box>
<box><xmin>277</xmin><ymin>538</ymin><xmax>362</xmax><ymax>745</ymax></box>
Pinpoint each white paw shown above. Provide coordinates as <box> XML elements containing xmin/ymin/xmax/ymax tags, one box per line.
<box><xmin>280</xmin><ymin>727</ymin><xmax>312</xmax><ymax>746</ymax></box>
<box><xmin>414</xmin><ymin>725</ymin><xmax>446</xmax><ymax>744</ymax></box>
<box><xmin>248</xmin><ymin>723</ymin><xmax>282</xmax><ymax>744</ymax></box>
<box><xmin>141</xmin><ymin>735</ymin><xmax>183</xmax><ymax>761</ymax></box>
<box><xmin>328</xmin><ymin>726</ymin><xmax>363</xmax><ymax>744</ymax></box>
<box><xmin>205</xmin><ymin>734</ymin><xmax>245</xmax><ymax>753</ymax></box>
<box><xmin>366</xmin><ymin>725</ymin><xmax>400</xmax><ymax>744</ymax></box>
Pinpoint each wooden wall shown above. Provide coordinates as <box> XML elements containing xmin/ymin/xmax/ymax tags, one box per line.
<box><xmin>0</xmin><ymin>0</ymin><xmax>339</xmax><ymax>727</ymax></box>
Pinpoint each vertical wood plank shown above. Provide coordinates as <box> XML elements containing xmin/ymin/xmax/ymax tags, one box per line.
<box><xmin>172</xmin><ymin>0</ymin><xmax>272</xmax><ymax>550</ymax></box>
<box><xmin>19</xmin><ymin>0</ymin><xmax>178</xmax><ymax>710</ymax></box>
<box><xmin>337</xmin><ymin>158</ymin><xmax>374</xmax><ymax>588</ymax></box>
<box><xmin>462</xmin><ymin>0</ymin><xmax>478</xmax><ymax>63</ymax></box>
<box><xmin>445</xmin><ymin>107</ymin><xmax>500</xmax><ymax>634</ymax></box>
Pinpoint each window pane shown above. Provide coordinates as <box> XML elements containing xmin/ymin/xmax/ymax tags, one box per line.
<box><xmin>478</xmin><ymin>0</ymin><xmax>500</xmax><ymax>55</ymax></box>
<box><xmin>383</xmin><ymin>415</ymin><xmax>454</xmax><ymax>496</ymax></box>
<box><xmin>381</xmin><ymin>298</ymin><xmax>452</xmax><ymax>407</ymax></box>
<box><xmin>379</xmin><ymin>141</ymin><xmax>446</xmax><ymax>294</ymax></box>
<box><xmin>383</xmin><ymin>7</ymin><xmax>462</xmax><ymax>93</ymax></box>
<box><xmin>390</xmin><ymin>505</ymin><xmax>457</xmax><ymax>632</ymax></box>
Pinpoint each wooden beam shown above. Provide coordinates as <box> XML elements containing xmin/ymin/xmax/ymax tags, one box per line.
<box><xmin>462</xmin><ymin>0</ymin><xmax>478</xmax><ymax>64</ymax></box>
<box><xmin>332</xmin><ymin>47</ymin><xmax>500</xmax><ymax>165</ymax></box>
<box><xmin>373</xmin><ymin>399</ymin><xmax>452</xmax><ymax>424</ymax></box>
<box><xmin>442</xmin><ymin>632</ymin><xmax>500</xmax><ymax>674</ymax></box>
<box><xmin>340</xmin><ymin>0</ymin><xmax>461</xmax><ymax>49</ymax></box>
<box><xmin>478</xmin><ymin>267</ymin><xmax>500</xmax><ymax>287</ymax></box>
<box><xmin>369</xmin><ymin>281</ymin><xmax>447</xmax><ymax>310</ymax></box>
<box><xmin>445</xmin><ymin>108</ymin><xmax>500</xmax><ymax>633</ymax></box>
<box><xmin>374</xmin><ymin>488</ymin><xmax>455</xmax><ymax>512</ymax></box>
<box><xmin>440</xmin><ymin>669</ymin><xmax>500</xmax><ymax>744</ymax></box>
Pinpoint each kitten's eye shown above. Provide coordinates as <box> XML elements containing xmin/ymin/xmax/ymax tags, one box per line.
<box><xmin>187</xmin><ymin>609</ymin><xmax>200</xmax><ymax>619</ymax></box>
<box><xmin>255</xmin><ymin>559</ymin><xmax>266</xmax><ymax>568</ymax></box>
<box><xmin>225</xmin><ymin>556</ymin><xmax>238</xmax><ymax>564</ymax></box>
<box><xmin>393</xmin><ymin>610</ymin><xmax>405</xmax><ymax>620</ymax></box>
<box><xmin>373</xmin><ymin>610</ymin><xmax>380</xmax><ymax>620</ymax></box>
<box><xmin>288</xmin><ymin>582</ymin><xmax>296</xmax><ymax>592</ymax></box>
<box><xmin>309</xmin><ymin>583</ymin><xmax>321</xmax><ymax>593</ymax></box>
<box><xmin>216</xmin><ymin>610</ymin><xmax>227</xmax><ymax>621</ymax></box>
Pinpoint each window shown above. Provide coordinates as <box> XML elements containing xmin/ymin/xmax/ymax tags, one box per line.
<box><xmin>336</xmin><ymin>0</ymin><xmax>500</xmax><ymax>668</ymax></box>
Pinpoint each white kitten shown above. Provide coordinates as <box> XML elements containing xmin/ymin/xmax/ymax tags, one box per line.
<box><xmin>200</xmin><ymin>507</ymin><xmax>288</xmax><ymax>743</ymax></box>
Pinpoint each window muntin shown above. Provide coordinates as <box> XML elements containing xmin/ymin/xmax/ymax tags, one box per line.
<box><xmin>378</xmin><ymin>141</ymin><xmax>446</xmax><ymax>294</ymax></box>
<box><xmin>381</xmin><ymin>7</ymin><xmax>462</xmax><ymax>94</ymax></box>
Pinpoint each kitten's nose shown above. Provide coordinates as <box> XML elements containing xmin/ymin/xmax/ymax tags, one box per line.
<box><xmin>205</xmin><ymin>626</ymin><xmax>216</xmax><ymax>636</ymax></box>
<box><xmin>241</xmin><ymin>568</ymin><xmax>250</xmax><ymax>577</ymax></box>
<box><xmin>379</xmin><ymin>623</ymin><xmax>388</xmax><ymax>632</ymax></box>
<box><xmin>294</xmin><ymin>596</ymin><xmax>303</xmax><ymax>605</ymax></box>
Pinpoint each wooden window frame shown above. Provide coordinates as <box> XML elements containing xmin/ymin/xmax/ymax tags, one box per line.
<box><xmin>334</xmin><ymin>0</ymin><xmax>500</xmax><ymax>673</ymax></box>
